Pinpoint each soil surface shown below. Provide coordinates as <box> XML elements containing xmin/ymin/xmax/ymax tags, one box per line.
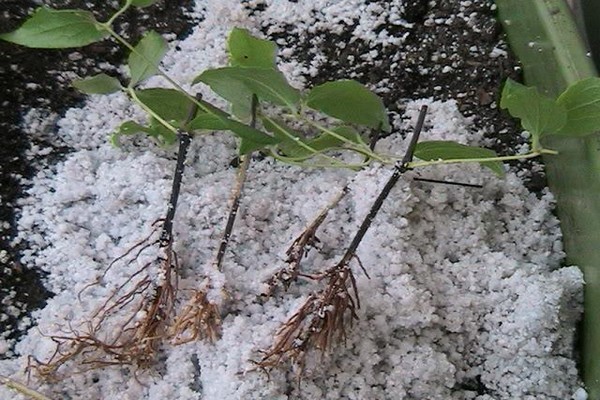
<box><xmin>0</xmin><ymin>0</ymin><xmax>198</xmax><ymax>353</ymax></box>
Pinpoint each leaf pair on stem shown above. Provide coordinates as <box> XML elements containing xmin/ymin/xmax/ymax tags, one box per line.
<box><xmin>501</xmin><ymin>77</ymin><xmax>600</xmax><ymax>152</ymax></box>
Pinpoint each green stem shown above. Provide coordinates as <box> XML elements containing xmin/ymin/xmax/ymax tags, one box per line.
<box><xmin>262</xmin><ymin>115</ymin><xmax>357</xmax><ymax>166</ymax></box>
<box><xmin>269</xmin><ymin>150</ymin><xmax>369</xmax><ymax>169</ymax></box>
<box><xmin>302</xmin><ymin>117</ymin><xmax>387</xmax><ymax>163</ymax></box>
<box><xmin>100</xmin><ymin>25</ymin><xmax>215</xmax><ymax>116</ymax></box>
<box><xmin>105</xmin><ymin>0</ymin><xmax>133</xmax><ymax>27</ymax></box>
<box><xmin>407</xmin><ymin>149</ymin><xmax>556</xmax><ymax>169</ymax></box>
<box><xmin>127</xmin><ymin>87</ymin><xmax>179</xmax><ymax>134</ymax></box>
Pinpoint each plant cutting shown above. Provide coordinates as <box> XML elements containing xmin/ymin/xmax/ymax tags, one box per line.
<box><xmin>0</xmin><ymin>0</ymin><xmax>595</xmax><ymax>398</ymax></box>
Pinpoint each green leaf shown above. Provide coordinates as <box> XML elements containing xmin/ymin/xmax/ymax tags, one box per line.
<box><xmin>194</xmin><ymin>67</ymin><xmax>300</xmax><ymax>110</ymax></box>
<box><xmin>0</xmin><ymin>7</ymin><xmax>107</xmax><ymax>48</ymax></box>
<box><xmin>231</xmin><ymin>120</ymin><xmax>279</xmax><ymax>154</ymax></box>
<box><xmin>230</xmin><ymin>100</ymin><xmax>253</xmax><ymax>121</ymax></box>
<box><xmin>72</xmin><ymin>73</ymin><xmax>122</xmax><ymax>94</ymax></box>
<box><xmin>116</xmin><ymin>120</ymin><xmax>153</xmax><ymax>136</ymax></box>
<box><xmin>189</xmin><ymin>114</ymin><xmax>229</xmax><ymax>130</ymax></box>
<box><xmin>128</xmin><ymin>31</ymin><xmax>168</xmax><ymax>86</ymax></box>
<box><xmin>190</xmin><ymin>113</ymin><xmax>280</xmax><ymax>154</ymax></box>
<box><xmin>198</xmin><ymin>73</ymin><xmax>254</xmax><ymax>120</ymax></box>
<box><xmin>227</xmin><ymin>27</ymin><xmax>277</xmax><ymax>68</ymax></box>
<box><xmin>309</xmin><ymin>126</ymin><xmax>365</xmax><ymax>151</ymax></box>
<box><xmin>112</xmin><ymin>119</ymin><xmax>177</xmax><ymax>146</ymax></box>
<box><xmin>306</xmin><ymin>80</ymin><xmax>391</xmax><ymax>131</ymax></box>
<box><xmin>131</xmin><ymin>0</ymin><xmax>159</xmax><ymax>7</ymax></box>
<box><xmin>134</xmin><ymin>88</ymin><xmax>194</xmax><ymax>124</ymax></box>
<box><xmin>556</xmin><ymin>77</ymin><xmax>600</xmax><ymax>136</ymax></box>
<box><xmin>262</xmin><ymin>120</ymin><xmax>366</xmax><ymax>160</ymax></box>
<box><xmin>414</xmin><ymin>141</ymin><xmax>505</xmax><ymax>176</ymax></box>
<box><xmin>262</xmin><ymin>117</ymin><xmax>312</xmax><ymax>159</ymax></box>
<box><xmin>500</xmin><ymin>78</ymin><xmax>567</xmax><ymax>138</ymax></box>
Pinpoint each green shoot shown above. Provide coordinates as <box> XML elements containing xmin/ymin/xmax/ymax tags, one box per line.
<box><xmin>5</xmin><ymin>2</ymin><xmax>600</xmax><ymax>178</ymax></box>
<box><xmin>500</xmin><ymin>77</ymin><xmax>600</xmax><ymax>151</ymax></box>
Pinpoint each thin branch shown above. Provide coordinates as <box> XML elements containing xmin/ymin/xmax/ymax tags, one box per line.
<box><xmin>160</xmin><ymin>96</ymin><xmax>201</xmax><ymax>245</ymax></box>
<box><xmin>214</xmin><ymin>95</ymin><xmax>258</xmax><ymax>270</ymax></box>
<box><xmin>338</xmin><ymin>105</ymin><xmax>428</xmax><ymax>266</ymax></box>
<box><xmin>413</xmin><ymin>177</ymin><xmax>483</xmax><ymax>188</ymax></box>
<box><xmin>263</xmin><ymin>186</ymin><xmax>349</xmax><ymax>294</ymax></box>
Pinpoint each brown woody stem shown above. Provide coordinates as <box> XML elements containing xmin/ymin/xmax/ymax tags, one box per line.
<box><xmin>338</xmin><ymin>105</ymin><xmax>428</xmax><ymax>266</ymax></box>
<box><xmin>214</xmin><ymin>95</ymin><xmax>258</xmax><ymax>270</ymax></box>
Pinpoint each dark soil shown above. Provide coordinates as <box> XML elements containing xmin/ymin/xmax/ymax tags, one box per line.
<box><xmin>0</xmin><ymin>0</ymin><xmax>198</xmax><ymax>354</ymax></box>
<box><xmin>262</xmin><ymin>0</ymin><xmax>538</xmax><ymax>187</ymax></box>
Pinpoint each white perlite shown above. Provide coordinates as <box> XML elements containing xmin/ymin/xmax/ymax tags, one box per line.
<box><xmin>0</xmin><ymin>1</ymin><xmax>586</xmax><ymax>399</ymax></box>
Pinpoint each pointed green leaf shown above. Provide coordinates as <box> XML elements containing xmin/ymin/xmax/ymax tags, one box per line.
<box><xmin>128</xmin><ymin>31</ymin><xmax>168</xmax><ymax>86</ymax></box>
<box><xmin>190</xmin><ymin>113</ymin><xmax>279</xmax><ymax>154</ymax></box>
<box><xmin>131</xmin><ymin>0</ymin><xmax>159</xmax><ymax>7</ymax></box>
<box><xmin>230</xmin><ymin>100</ymin><xmax>254</xmax><ymax>121</ymax></box>
<box><xmin>414</xmin><ymin>141</ymin><xmax>505</xmax><ymax>176</ymax></box>
<box><xmin>262</xmin><ymin>117</ymin><xmax>312</xmax><ymax>159</ymax></box>
<box><xmin>117</xmin><ymin>120</ymin><xmax>150</xmax><ymax>135</ymax></box>
<box><xmin>112</xmin><ymin>119</ymin><xmax>177</xmax><ymax>146</ymax></box>
<box><xmin>309</xmin><ymin>126</ymin><xmax>366</xmax><ymax>151</ymax></box>
<box><xmin>556</xmin><ymin>77</ymin><xmax>600</xmax><ymax>137</ymax></box>
<box><xmin>189</xmin><ymin>114</ymin><xmax>229</xmax><ymax>130</ymax></box>
<box><xmin>229</xmin><ymin>119</ymin><xmax>280</xmax><ymax>154</ymax></box>
<box><xmin>229</xmin><ymin>120</ymin><xmax>279</xmax><ymax>144</ymax></box>
<box><xmin>227</xmin><ymin>27</ymin><xmax>277</xmax><ymax>68</ymax></box>
<box><xmin>229</xmin><ymin>121</ymin><xmax>278</xmax><ymax>155</ymax></box>
<box><xmin>148</xmin><ymin>118</ymin><xmax>178</xmax><ymax>145</ymax></box>
<box><xmin>262</xmin><ymin>120</ymin><xmax>366</xmax><ymax>160</ymax></box>
<box><xmin>194</xmin><ymin>67</ymin><xmax>300</xmax><ymax>110</ymax></box>
<box><xmin>500</xmin><ymin>78</ymin><xmax>567</xmax><ymax>138</ymax></box>
<box><xmin>72</xmin><ymin>73</ymin><xmax>122</xmax><ymax>94</ymax></box>
<box><xmin>238</xmin><ymin>139</ymin><xmax>261</xmax><ymax>155</ymax></box>
<box><xmin>196</xmin><ymin>73</ymin><xmax>254</xmax><ymax>120</ymax></box>
<box><xmin>134</xmin><ymin>88</ymin><xmax>194</xmax><ymax>124</ymax></box>
<box><xmin>306</xmin><ymin>80</ymin><xmax>391</xmax><ymax>131</ymax></box>
<box><xmin>0</xmin><ymin>7</ymin><xmax>107</xmax><ymax>48</ymax></box>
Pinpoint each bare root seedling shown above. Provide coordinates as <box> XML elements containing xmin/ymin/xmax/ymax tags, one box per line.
<box><xmin>29</xmin><ymin>221</ymin><xmax>179</xmax><ymax>380</ymax></box>
<box><xmin>170</xmin><ymin>96</ymin><xmax>260</xmax><ymax>344</ymax></box>
<box><xmin>256</xmin><ymin>106</ymin><xmax>428</xmax><ymax>373</ymax></box>
<box><xmin>30</xmin><ymin>102</ymin><xmax>201</xmax><ymax>380</ymax></box>
<box><xmin>263</xmin><ymin>187</ymin><xmax>348</xmax><ymax>296</ymax></box>
<box><xmin>255</xmin><ymin>262</ymin><xmax>360</xmax><ymax>372</ymax></box>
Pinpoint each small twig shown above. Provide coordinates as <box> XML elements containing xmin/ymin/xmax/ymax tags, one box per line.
<box><xmin>214</xmin><ymin>95</ymin><xmax>258</xmax><ymax>270</ymax></box>
<box><xmin>214</xmin><ymin>155</ymin><xmax>251</xmax><ymax>270</ymax></box>
<box><xmin>0</xmin><ymin>375</ymin><xmax>51</xmax><ymax>400</ymax></box>
<box><xmin>413</xmin><ymin>177</ymin><xmax>483</xmax><ymax>188</ymax></box>
<box><xmin>338</xmin><ymin>105</ymin><xmax>427</xmax><ymax>267</ymax></box>
<box><xmin>263</xmin><ymin>186</ymin><xmax>349</xmax><ymax>294</ymax></box>
<box><xmin>160</xmin><ymin>96</ymin><xmax>201</xmax><ymax>245</ymax></box>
